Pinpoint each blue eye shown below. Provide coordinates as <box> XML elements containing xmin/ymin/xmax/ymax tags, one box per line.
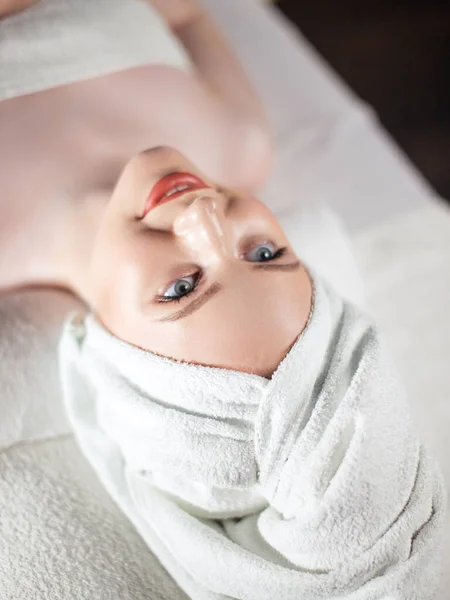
<box><xmin>162</xmin><ymin>273</ymin><xmax>198</xmax><ymax>301</ymax></box>
<box><xmin>245</xmin><ymin>243</ymin><xmax>285</xmax><ymax>262</ymax></box>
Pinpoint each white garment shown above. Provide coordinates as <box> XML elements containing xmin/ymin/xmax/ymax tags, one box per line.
<box><xmin>0</xmin><ymin>0</ymin><xmax>190</xmax><ymax>101</ymax></box>
<box><xmin>59</xmin><ymin>274</ymin><xmax>446</xmax><ymax>600</ymax></box>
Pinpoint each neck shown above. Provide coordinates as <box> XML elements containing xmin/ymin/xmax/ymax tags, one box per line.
<box><xmin>57</xmin><ymin>190</ymin><xmax>109</xmax><ymax>305</ymax></box>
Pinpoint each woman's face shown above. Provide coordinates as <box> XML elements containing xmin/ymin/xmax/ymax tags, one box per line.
<box><xmin>90</xmin><ymin>147</ymin><xmax>312</xmax><ymax>377</ymax></box>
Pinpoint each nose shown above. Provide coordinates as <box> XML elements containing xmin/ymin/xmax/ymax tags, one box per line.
<box><xmin>173</xmin><ymin>195</ymin><xmax>230</xmax><ymax>263</ymax></box>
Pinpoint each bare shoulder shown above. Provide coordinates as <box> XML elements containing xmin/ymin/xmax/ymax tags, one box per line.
<box><xmin>0</xmin><ymin>62</ymin><xmax>269</xmax><ymax>292</ymax></box>
<box><xmin>0</xmin><ymin>66</ymin><xmax>188</xmax><ymax>291</ymax></box>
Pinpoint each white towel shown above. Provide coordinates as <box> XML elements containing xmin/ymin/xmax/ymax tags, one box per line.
<box><xmin>0</xmin><ymin>0</ymin><xmax>190</xmax><ymax>102</ymax></box>
<box><xmin>59</xmin><ymin>274</ymin><xmax>446</xmax><ymax>600</ymax></box>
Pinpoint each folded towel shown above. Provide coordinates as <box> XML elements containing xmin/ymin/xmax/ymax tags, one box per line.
<box><xmin>59</xmin><ymin>274</ymin><xmax>446</xmax><ymax>599</ymax></box>
<box><xmin>0</xmin><ymin>0</ymin><xmax>189</xmax><ymax>101</ymax></box>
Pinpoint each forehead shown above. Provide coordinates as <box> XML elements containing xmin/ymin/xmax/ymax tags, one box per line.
<box><xmin>100</xmin><ymin>265</ymin><xmax>312</xmax><ymax>376</ymax></box>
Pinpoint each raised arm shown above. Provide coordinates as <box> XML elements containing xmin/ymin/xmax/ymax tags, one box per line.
<box><xmin>150</xmin><ymin>0</ymin><xmax>267</xmax><ymax>126</ymax></box>
<box><xmin>148</xmin><ymin>0</ymin><xmax>273</xmax><ymax>190</ymax></box>
<box><xmin>0</xmin><ymin>0</ymin><xmax>39</xmax><ymax>18</ymax></box>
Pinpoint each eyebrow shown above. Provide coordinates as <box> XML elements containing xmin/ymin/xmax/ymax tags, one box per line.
<box><xmin>156</xmin><ymin>282</ymin><xmax>223</xmax><ymax>323</ymax></box>
<box><xmin>155</xmin><ymin>261</ymin><xmax>301</xmax><ymax>322</ymax></box>
<box><xmin>251</xmin><ymin>260</ymin><xmax>302</xmax><ymax>272</ymax></box>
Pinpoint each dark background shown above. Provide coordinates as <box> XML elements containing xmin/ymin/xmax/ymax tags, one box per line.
<box><xmin>277</xmin><ymin>0</ymin><xmax>450</xmax><ymax>199</ymax></box>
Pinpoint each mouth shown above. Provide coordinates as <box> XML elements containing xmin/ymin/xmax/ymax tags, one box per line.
<box><xmin>142</xmin><ymin>172</ymin><xmax>209</xmax><ymax>217</ymax></box>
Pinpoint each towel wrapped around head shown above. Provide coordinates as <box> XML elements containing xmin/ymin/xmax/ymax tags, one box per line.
<box><xmin>59</xmin><ymin>274</ymin><xmax>446</xmax><ymax>600</ymax></box>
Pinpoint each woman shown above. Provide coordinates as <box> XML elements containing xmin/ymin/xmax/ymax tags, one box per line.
<box><xmin>59</xmin><ymin>145</ymin><xmax>446</xmax><ymax>600</ymax></box>
<box><xmin>0</xmin><ymin>0</ymin><xmax>272</xmax><ymax>293</ymax></box>
<box><xmin>3</xmin><ymin>2</ymin><xmax>445</xmax><ymax>597</ymax></box>
<box><xmin>73</xmin><ymin>145</ymin><xmax>312</xmax><ymax>374</ymax></box>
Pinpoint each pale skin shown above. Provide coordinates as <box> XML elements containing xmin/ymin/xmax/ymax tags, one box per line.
<box><xmin>0</xmin><ymin>0</ymin><xmax>37</xmax><ymax>18</ymax></box>
<box><xmin>89</xmin><ymin>146</ymin><xmax>313</xmax><ymax>377</ymax></box>
<box><xmin>0</xmin><ymin>0</ymin><xmax>312</xmax><ymax>376</ymax></box>
<box><xmin>0</xmin><ymin>0</ymin><xmax>272</xmax><ymax>291</ymax></box>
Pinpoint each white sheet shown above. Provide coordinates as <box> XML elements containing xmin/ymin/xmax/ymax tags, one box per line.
<box><xmin>198</xmin><ymin>0</ymin><xmax>433</xmax><ymax>231</ymax></box>
<box><xmin>0</xmin><ymin>1</ymin><xmax>448</xmax><ymax>598</ymax></box>
<box><xmin>354</xmin><ymin>200</ymin><xmax>450</xmax><ymax>593</ymax></box>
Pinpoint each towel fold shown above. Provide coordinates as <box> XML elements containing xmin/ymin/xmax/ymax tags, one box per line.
<box><xmin>0</xmin><ymin>0</ymin><xmax>190</xmax><ymax>101</ymax></box>
<box><xmin>59</xmin><ymin>274</ymin><xmax>446</xmax><ymax>600</ymax></box>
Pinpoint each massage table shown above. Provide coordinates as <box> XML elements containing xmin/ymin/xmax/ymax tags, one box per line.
<box><xmin>1</xmin><ymin>1</ymin><xmax>448</xmax><ymax>598</ymax></box>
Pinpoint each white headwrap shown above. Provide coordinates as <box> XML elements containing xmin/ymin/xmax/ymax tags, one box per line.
<box><xmin>59</xmin><ymin>275</ymin><xmax>446</xmax><ymax>599</ymax></box>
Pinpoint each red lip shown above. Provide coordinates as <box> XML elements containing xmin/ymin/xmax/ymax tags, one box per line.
<box><xmin>142</xmin><ymin>172</ymin><xmax>209</xmax><ymax>217</ymax></box>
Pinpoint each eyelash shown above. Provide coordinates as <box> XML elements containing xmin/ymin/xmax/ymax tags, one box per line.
<box><xmin>156</xmin><ymin>247</ymin><xmax>288</xmax><ymax>305</ymax></box>
<box><xmin>156</xmin><ymin>271</ymin><xmax>203</xmax><ymax>305</ymax></box>
<box><xmin>160</xmin><ymin>294</ymin><xmax>191</xmax><ymax>305</ymax></box>
<box><xmin>267</xmin><ymin>247</ymin><xmax>286</xmax><ymax>260</ymax></box>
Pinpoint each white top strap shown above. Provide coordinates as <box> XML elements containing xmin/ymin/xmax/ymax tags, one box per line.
<box><xmin>0</xmin><ymin>0</ymin><xmax>190</xmax><ymax>101</ymax></box>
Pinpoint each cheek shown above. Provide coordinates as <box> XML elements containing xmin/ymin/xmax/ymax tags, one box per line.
<box><xmin>91</xmin><ymin>226</ymin><xmax>156</xmax><ymax>312</ymax></box>
<box><xmin>90</xmin><ymin>255</ymin><xmax>145</xmax><ymax>340</ymax></box>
